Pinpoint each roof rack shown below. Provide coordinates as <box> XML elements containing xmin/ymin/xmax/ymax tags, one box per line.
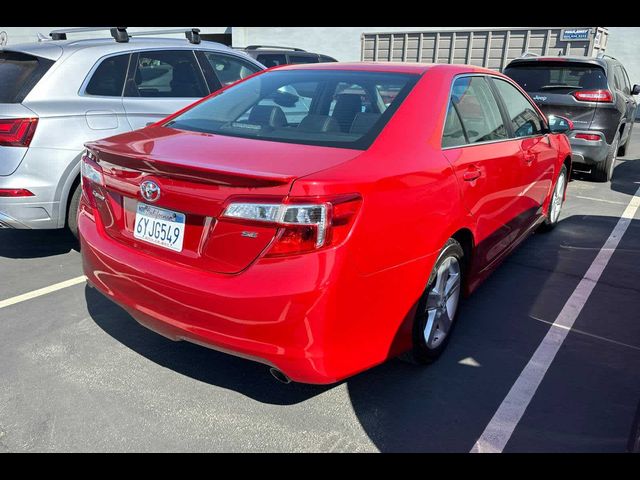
<box><xmin>129</xmin><ymin>28</ymin><xmax>201</xmax><ymax>44</ymax></box>
<box><xmin>245</xmin><ymin>45</ymin><xmax>306</xmax><ymax>52</ymax></box>
<box><xmin>597</xmin><ymin>53</ymin><xmax>617</xmax><ymax>61</ymax></box>
<box><xmin>48</xmin><ymin>27</ymin><xmax>201</xmax><ymax>44</ymax></box>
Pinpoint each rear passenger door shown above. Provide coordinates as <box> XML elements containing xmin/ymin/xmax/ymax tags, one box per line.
<box><xmin>122</xmin><ymin>50</ymin><xmax>209</xmax><ymax>130</ymax></box>
<box><xmin>81</xmin><ymin>53</ymin><xmax>130</xmax><ymax>136</ymax></box>
<box><xmin>614</xmin><ymin>65</ymin><xmax>637</xmax><ymax>144</ymax></box>
<box><xmin>441</xmin><ymin>75</ymin><xmax>530</xmax><ymax>270</ymax></box>
<box><xmin>490</xmin><ymin>76</ymin><xmax>556</xmax><ymax>211</ymax></box>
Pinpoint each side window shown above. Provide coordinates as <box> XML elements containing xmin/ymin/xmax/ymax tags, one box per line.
<box><xmin>442</xmin><ymin>102</ymin><xmax>467</xmax><ymax>148</ymax></box>
<box><xmin>85</xmin><ymin>54</ymin><xmax>129</xmax><ymax>97</ymax></box>
<box><xmin>124</xmin><ymin>50</ymin><xmax>208</xmax><ymax>98</ymax></box>
<box><xmin>451</xmin><ymin>76</ymin><xmax>508</xmax><ymax>144</ymax></box>
<box><xmin>615</xmin><ymin>66</ymin><xmax>631</xmax><ymax>94</ymax></box>
<box><xmin>256</xmin><ymin>54</ymin><xmax>287</xmax><ymax>68</ymax></box>
<box><xmin>318</xmin><ymin>55</ymin><xmax>337</xmax><ymax>63</ymax></box>
<box><xmin>287</xmin><ymin>55</ymin><xmax>319</xmax><ymax>64</ymax></box>
<box><xmin>492</xmin><ymin>78</ymin><xmax>544</xmax><ymax>138</ymax></box>
<box><xmin>201</xmin><ymin>52</ymin><xmax>260</xmax><ymax>87</ymax></box>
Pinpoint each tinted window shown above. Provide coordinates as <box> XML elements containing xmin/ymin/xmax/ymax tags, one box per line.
<box><xmin>85</xmin><ymin>54</ymin><xmax>129</xmax><ymax>96</ymax></box>
<box><xmin>165</xmin><ymin>70</ymin><xmax>419</xmax><ymax>150</ymax></box>
<box><xmin>492</xmin><ymin>78</ymin><xmax>544</xmax><ymax>138</ymax></box>
<box><xmin>615</xmin><ymin>66</ymin><xmax>630</xmax><ymax>94</ymax></box>
<box><xmin>256</xmin><ymin>54</ymin><xmax>287</xmax><ymax>67</ymax></box>
<box><xmin>451</xmin><ymin>76</ymin><xmax>508</xmax><ymax>144</ymax></box>
<box><xmin>125</xmin><ymin>50</ymin><xmax>208</xmax><ymax>98</ymax></box>
<box><xmin>504</xmin><ymin>63</ymin><xmax>608</xmax><ymax>92</ymax></box>
<box><xmin>319</xmin><ymin>55</ymin><xmax>338</xmax><ymax>63</ymax></box>
<box><xmin>442</xmin><ymin>102</ymin><xmax>466</xmax><ymax>148</ymax></box>
<box><xmin>0</xmin><ymin>51</ymin><xmax>53</xmax><ymax>103</ymax></box>
<box><xmin>288</xmin><ymin>55</ymin><xmax>319</xmax><ymax>64</ymax></box>
<box><xmin>201</xmin><ymin>52</ymin><xmax>260</xmax><ymax>87</ymax></box>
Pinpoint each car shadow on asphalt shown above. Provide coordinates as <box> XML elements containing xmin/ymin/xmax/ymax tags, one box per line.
<box><xmin>0</xmin><ymin>229</ymin><xmax>79</xmax><ymax>259</ymax></box>
<box><xmin>84</xmin><ymin>286</ymin><xmax>335</xmax><ymax>405</ymax></box>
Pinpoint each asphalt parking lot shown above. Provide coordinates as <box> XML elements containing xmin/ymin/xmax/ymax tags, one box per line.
<box><xmin>1</xmin><ymin>127</ymin><xmax>639</xmax><ymax>453</ymax></box>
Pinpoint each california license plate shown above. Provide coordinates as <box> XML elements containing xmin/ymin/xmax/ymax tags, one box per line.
<box><xmin>134</xmin><ymin>203</ymin><xmax>186</xmax><ymax>252</ymax></box>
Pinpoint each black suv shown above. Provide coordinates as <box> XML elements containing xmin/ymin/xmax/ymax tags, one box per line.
<box><xmin>242</xmin><ymin>45</ymin><xmax>337</xmax><ymax>67</ymax></box>
<box><xmin>505</xmin><ymin>55</ymin><xmax>639</xmax><ymax>181</ymax></box>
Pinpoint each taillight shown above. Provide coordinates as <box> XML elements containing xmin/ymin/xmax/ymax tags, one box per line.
<box><xmin>572</xmin><ymin>90</ymin><xmax>613</xmax><ymax>103</ymax></box>
<box><xmin>0</xmin><ymin>118</ymin><xmax>38</xmax><ymax>147</ymax></box>
<box><xmin>81</xmin><ymin>150</ymin><xmax>104</xmax><ymax>186</ymax></box>
<box><xmin>0</xmin><ymin>189</ymin><xmax>34</xmax><ymax>197</ymax></box>
<box><xmin>221</xmin><ymin>194</ymin><xmax>362</xmax><ymax>256</ymax></box>
<box><xmin>575</xmin><ymin>133</ymin><xmax>602</xmax><ymax>141</ymax></box>
<box><xmin>80</xmin><ymin>150</ymin><xmax>104</xmax><ymax>209</ymax></box>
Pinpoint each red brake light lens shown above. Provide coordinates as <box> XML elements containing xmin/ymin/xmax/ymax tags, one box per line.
<box><xmin>0</xmin><ymin>189</ymin><xmax>34</xmax><ymax>197</ymax></box>
<box><xmin>572</xmin><ymin>90</ymin><xmax>613</xmax><ymax>103</ymax></box>
<box><xmin>575</xmin><ymin>133</ymin><xmax>602</xmax><ymax>141</ymax></box>
<box><xmin>0</xmin><ymin>118</ymin><xmax>38</xmax><ymax>147</ymax></box>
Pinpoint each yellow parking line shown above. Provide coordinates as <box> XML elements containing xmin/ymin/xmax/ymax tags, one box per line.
<box><xmin>0</xmin><ymin>276</ymin><xmax>87</xmax><ymax>310</ymax></box>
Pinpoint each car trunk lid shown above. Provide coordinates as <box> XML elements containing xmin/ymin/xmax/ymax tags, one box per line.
<box><xmin>86</xmin><ymin>125</ymin><xmax>362</xmax><ymax>273</ymax></box>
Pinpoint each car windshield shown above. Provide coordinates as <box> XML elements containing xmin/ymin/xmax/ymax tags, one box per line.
<box><xmin>504</xmin><ymin>63</ymin><xmax>608</xmax><ymax>93</ymax></box>
<box><xmin>165</xmin><ymin>69</ymin><xmax>419</xmax><ymax>149</ymax></box>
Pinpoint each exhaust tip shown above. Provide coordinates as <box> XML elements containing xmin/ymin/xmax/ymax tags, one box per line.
<box><xmin>269</xmin><ymin>367</ymin><xmax>291</xmax><ymax>384</ymax></box>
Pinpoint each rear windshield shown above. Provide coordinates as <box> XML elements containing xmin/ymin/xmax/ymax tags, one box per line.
<box><xmin>165</xmin><ymin>69</ymin><xmax>419</xmax><ymax>150</ymax></box>
<box><xmin>504</xmin><ymin>63</ymin><xmax>608</xmax><ymax>93</ymax></box>
<box><xmin>0</xmin><ymin>51</ymin><xmax>54</xmax><ymax>103</ymax></box>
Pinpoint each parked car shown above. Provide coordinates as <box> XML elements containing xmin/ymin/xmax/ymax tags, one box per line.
<box><xmin>242</xmin><ymin>45</ymin><xmax>337</xmax><ymax>67</ymax></box>
<box><xmin>0</xmin><ymin>27</ymin><xmax>264</xmax><ymax>236</ymax></box>
<box><xmin>79</xmin><ymin>63</ymin><xmax>572</xmax><ymax>384</ymax></box>
<box><xmin>504</xmin><ymin>55</ymin><xmax>639</xmax><ymax>182</ymax></box>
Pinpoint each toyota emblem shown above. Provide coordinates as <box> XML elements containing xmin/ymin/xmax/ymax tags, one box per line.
<box><xmin>140</xmin><ymin>180</ymin><xmax>161</xmax><ymax>203</ymax></box>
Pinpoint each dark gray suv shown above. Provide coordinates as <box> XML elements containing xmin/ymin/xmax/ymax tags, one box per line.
<box><xmin>505</xmin><ymin>55</ymin><xmax>639</xmax><ymax>181</ymax></box>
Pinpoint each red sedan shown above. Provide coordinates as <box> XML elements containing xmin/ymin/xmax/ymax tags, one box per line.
<box><xmin>79</xmin><ymin>63</ymin><xmax>572</xmax><ymax>384</ymax></box>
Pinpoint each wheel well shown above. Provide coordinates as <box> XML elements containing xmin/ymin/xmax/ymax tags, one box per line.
<box><xmin>619</xmin><ymin>122</ymin><xmax>626</xmax><ymax>137</ymax></box>
<box><xmin>451</xmin><ymin>228</ymin><xmax>474</xmax><ymax>271</ymax></box>
<box><xmin>563</xmin><ymin>156</ymin><xmax>572</xmax><ymax>180</ymax></box>
<box><xmin>65</xmin><ymin>175</ymin><xmax>81</xmax><ymax>226</ymax></box>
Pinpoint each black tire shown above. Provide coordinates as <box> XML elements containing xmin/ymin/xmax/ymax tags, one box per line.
<box><xmin>618</xmin><ymin>123</ymin><xmax>633</xmax><ymax>157</ymax></box>
<box><xmin>539</xmin><ymin>164</ymin><xmax>568</xmax><ymax>232</ymax></box>
<box><xmin>402</xmin><ymin>238</ymin><xmax>465</xmax><ymax>365</ymax></box>
<box><xmin>592</xmin><ymin>132</ymin><xmax>619</xmax><ymax>182</ymax></box>
<box><xmin>66</xmin><ymin>182</ymin><xmax>81</xmax><ymax>240</ymax></box>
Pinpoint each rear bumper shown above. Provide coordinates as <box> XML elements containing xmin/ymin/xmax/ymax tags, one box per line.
<box><xmin>0</xmin><ymin>199</ymin><xmax>58</xmax><ymax>229</ymax></box>
<box><xmin>567</xmin><ymin>130</ymin><xmax>610</xmax><ymax>165</ymax></box>
<box><xmin>79</xmin><ymin>205</ymin><xmax>354</xmax><ymax>384</ymax></box>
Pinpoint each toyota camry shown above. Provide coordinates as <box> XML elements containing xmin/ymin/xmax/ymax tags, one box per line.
<box><xmin>79</xmin><ymin>63</ymin><xmax>572</xmax><ymax>384</ymax></box>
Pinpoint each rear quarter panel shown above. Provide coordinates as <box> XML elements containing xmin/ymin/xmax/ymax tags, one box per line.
<box><xmin>289</xmin><ymin>67</ymin><xmax>475</xmax><ymax>370</ymax></box>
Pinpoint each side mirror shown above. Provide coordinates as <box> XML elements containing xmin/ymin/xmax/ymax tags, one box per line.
<box><xmin>547</xmin><ymin>115</ymin><xmax>573</xmax><ymax>134</ymax></box>
<box><xmin>632</xmin><ymin>84</ymin><xmax>640</xmax><ymax>95</ymax></box>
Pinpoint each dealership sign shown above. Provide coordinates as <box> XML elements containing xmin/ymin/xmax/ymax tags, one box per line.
<box><xmin>561</xmin><ymin>28</ymin><xmax>591</xmax><ymax>41</ymax></box>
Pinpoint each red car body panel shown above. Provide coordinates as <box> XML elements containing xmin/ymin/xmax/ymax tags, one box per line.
<box><xmin>79</xmin><ymin>63</ymin><xmax>571</xmax><ymax>384</ymax></box>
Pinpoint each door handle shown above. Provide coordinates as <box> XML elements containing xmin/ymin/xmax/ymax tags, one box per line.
<box><xmin>463</xmin><ymin>169</ymin><xmax>482</xmax><ymax>182</ymax></box>
<box><xmin>523</xmin><ymin>153</ymin><xmax>535</xmax><ymax>164</ymax></box>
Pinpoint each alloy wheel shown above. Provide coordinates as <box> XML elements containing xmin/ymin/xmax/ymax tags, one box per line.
<box><xmin>423</xmin><ymin>256</ymin><xmax>461</xmax><ymax>349</ymax></box>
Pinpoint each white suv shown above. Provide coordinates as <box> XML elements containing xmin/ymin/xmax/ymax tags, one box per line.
<box><xmin>0</xmin><ymin>27</ymin><xmax>264</xmax><ymax>237</ymax></box>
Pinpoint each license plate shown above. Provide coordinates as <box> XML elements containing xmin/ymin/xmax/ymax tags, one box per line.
<box><xmin>134</xmin><ymin>203</ymin><xmax>186</xmax><ymax>252</ymax></box>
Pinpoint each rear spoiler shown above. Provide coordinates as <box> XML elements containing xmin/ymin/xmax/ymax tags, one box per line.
<box><xmin>89</xmin><ymin>147</ymin><xmax>295</xmax><ymax>189</ymax></box>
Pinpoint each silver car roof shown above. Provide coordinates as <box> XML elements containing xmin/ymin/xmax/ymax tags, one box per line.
<box><xmin>2</xmin><ymin>37</ymin><xmax>244</xmax><ymax>62</ymax></box>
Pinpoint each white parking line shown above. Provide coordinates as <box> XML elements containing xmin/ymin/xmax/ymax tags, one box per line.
<box><xmin>471</xmin><ymin>185</ymin><xmax>640</xmax><ymax>453</ymax></box>
<box><xmin>0</xmin><ymin>276</ymin><xmax>87</xmax><ymax>310</ymax></box>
